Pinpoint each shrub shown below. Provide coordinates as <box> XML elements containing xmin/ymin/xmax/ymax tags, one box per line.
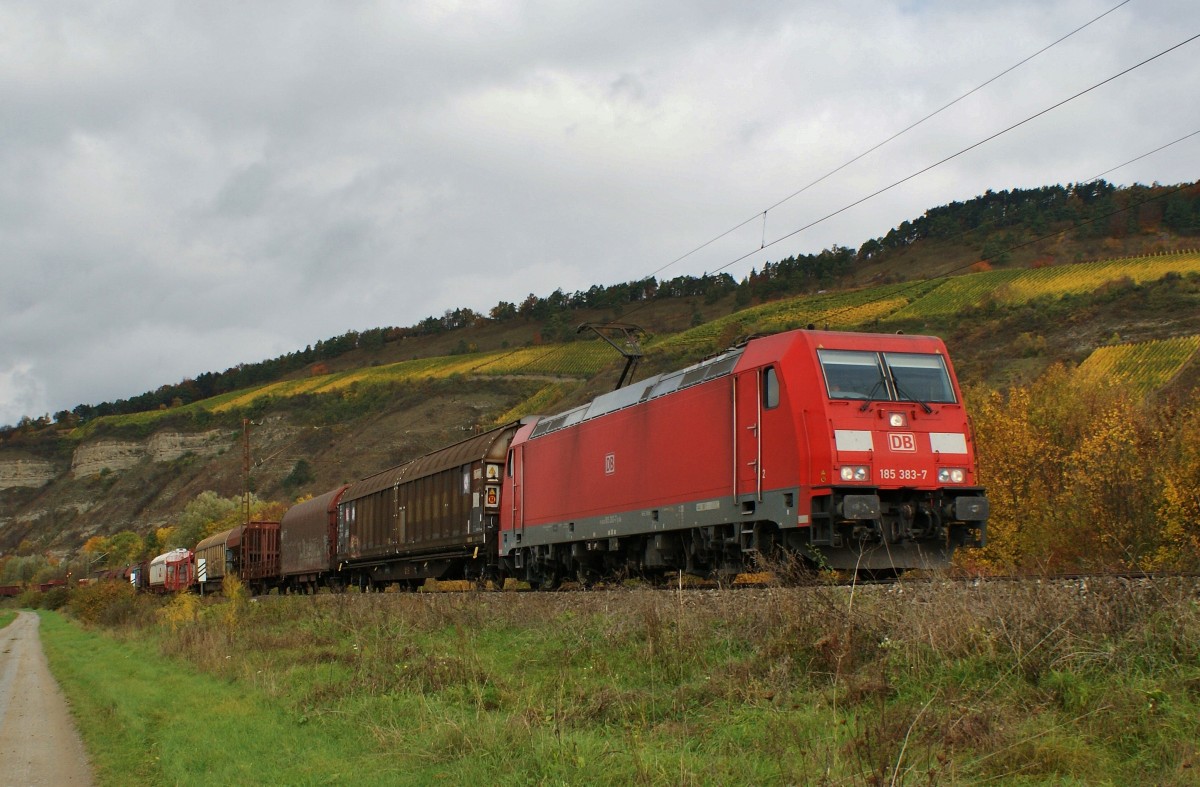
<box><xmin>158</xmin><ymin>592</ymin><xmax>202</xmax><ymax>631</ymax></box>
<box><xmin>1013</xmin><ymin>332</ymin><xmax>1046</xmax><ymax>357</ymax></box>
<box><xmin>221</xmin><ymin>575</ymin><xmax>249</xmax><ymax>626</ymax></box>
<box><xmin>68</xmin><ymin>580</ymin><xmax>141</xmax><ymax>626</ymax></box>
<box><xmin>281</xmin><ymin>459</ymin><xmax>314</xmax><ymax>492</ymax></box>
<box><xmin>39</xmin><ymin>586</ymin><xmax>71</xmax><ymax>610</ymax></box>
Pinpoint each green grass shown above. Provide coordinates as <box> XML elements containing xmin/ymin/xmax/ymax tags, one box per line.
<box><xmin>42</xmin><ymin>578</ymin><xmax>1200</xmax><ymax>785</ymax></box>
<box><xmin>37</xmin><ymin>610</ymin><xmax>390</xmax><ymax>785</ymax></box>
<box><xmin>0</xmin><ymin>609</ymin><xmax>15</xmax><ymax>629</ymax></box>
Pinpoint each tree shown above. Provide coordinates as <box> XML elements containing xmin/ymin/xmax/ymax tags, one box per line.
<box><xmin>490</xmin><ymin>301</ymin><xmax>518</xmax><ymax>321</ymax></box>
<box><xmin>282</xmin><ymin>460</ymin><xmax>314</xmax><ymax>492</ymax></box>
<box><xmin>106</xmin><ymin>530</ymin><xmax>145</xmax><ymax>567</ymax></box>
<box><xmin>82</xmin><ymin>535</ymin><xmax>108</xmax><ymax>558</ymax></box>
<box><xmin>966</xmin><ymin>365</ymin><xmax>1200</xmax><ymax>573</ymax></box>
<box><xmin>170</xmin><ymin>491</ymin><xmax>242</xmax><ymax>549</ymax></box>
<box><xmin>1149</xmin><ymin>395</ymin><xmax>1200</xmax><ymax>569</ymax></box>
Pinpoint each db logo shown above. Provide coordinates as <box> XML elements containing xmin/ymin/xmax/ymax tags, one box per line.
<box><xmin>605</xmin><ymin>453</ymin><xmax>616</xmax><ymax>475</ymax></box>
<box><xmin>888</xmin><ymin>433</ymin><xmax>917</xmax><ymax>452</ymax></box>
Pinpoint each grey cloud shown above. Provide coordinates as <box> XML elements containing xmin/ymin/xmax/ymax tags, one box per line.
<box><xmin>1</xmin><ymin>0</ymin><xmax>1197</xmax><ymax>426</ymax></box>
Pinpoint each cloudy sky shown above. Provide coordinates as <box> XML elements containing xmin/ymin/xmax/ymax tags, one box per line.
<box><xmin>1</xmin><ymin>0</ymin><xmax>1197</xmax><ymax>427</ymax></box>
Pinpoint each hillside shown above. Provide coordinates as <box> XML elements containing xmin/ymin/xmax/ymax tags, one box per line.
<box><xmin>1</xmin><ymin>181</ymin><xmax>1199</xmax><ymax>560</ymax></box>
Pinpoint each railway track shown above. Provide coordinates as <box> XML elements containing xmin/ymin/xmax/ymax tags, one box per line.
<box><xmin>260</xmin><ymin>569</ymin><xmax>1200</xmax><ymax>596</ymax></box>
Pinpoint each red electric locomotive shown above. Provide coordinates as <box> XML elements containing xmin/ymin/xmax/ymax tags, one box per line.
<box><xmin>498</xmin><ymin>328</ymin><xmax>987</xmax><ymax>585</ymax></box>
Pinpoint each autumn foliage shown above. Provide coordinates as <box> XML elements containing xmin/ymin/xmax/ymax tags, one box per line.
<box><xmin>966</xmin><ymin>366</ymin><xmax>1200</xmax><ymax>573</ymax></box>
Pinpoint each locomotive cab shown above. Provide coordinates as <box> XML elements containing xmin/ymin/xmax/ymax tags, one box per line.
<box><xmin>802</xmin><ymin>337</ymin><xmax>988</xmax><ymax>569</ymax></box>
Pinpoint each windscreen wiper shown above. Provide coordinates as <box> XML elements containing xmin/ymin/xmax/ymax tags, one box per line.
<box><xmin>890</xmin><ymin>377</ymin><xmax>933</xmax><ymax>413</ymax></box>
<box><xmin>858</xmin><ymin>379</ymin><xmax>887</xmax><ymax>412</ymax></box>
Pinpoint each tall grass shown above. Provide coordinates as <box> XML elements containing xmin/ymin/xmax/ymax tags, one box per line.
<box><xmin>38</xmin><ymin>609</ymin><xmax>389</xmax><ymax>785</ymax></box>
<box><xmin>41</xmin><ymin>576</ymin><xmax>1200</xmax><ymax>785</ymax></box>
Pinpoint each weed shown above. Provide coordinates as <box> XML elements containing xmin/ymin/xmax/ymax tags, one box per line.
<box><xmin>42</xmin><ymin>576</ymin><xmax>1200</xmax><ymax>784</ymax></box>
<box><xmin>157</xmin><ymin>592</ymin><xmax>201</xmax><ymax>631</ymax></box>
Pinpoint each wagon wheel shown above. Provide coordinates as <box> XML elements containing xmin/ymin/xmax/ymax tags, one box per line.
<box><xmin>713</xmin><ymin>567</ymin><xmax>739</xmax><ymax>590</ymax></box>
<box><xmin>576</xmin><ymin>565</ymin><xmax>600</xmax><ymax>589</ymax></box>
<box><xmin>642</xmin><ymin>570</ymin><xmax>670</xmax><ymax>588</ymax></box>
<box><xmin>475</xmin><ymin>569</ymin><xmax>502</xmax><ymax>591</ymax></box>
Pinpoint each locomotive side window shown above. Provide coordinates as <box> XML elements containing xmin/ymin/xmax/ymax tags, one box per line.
<box><xmin>818</xmin><ymin>350</ymin><xmax>888</xmax><ymax>400</ymax></box>
<box><xmin>762</xmin><ymin>366</ymin><xmax>779</xmax><ymax>409</ymax></box>
<box><xmin>883</xmin><ymin>353</ymin><xmax>957</xmax><ymax>403</ymax></box>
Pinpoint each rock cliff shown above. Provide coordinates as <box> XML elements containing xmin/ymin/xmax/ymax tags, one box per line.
<box><xmin>68</xmin><ymin>431</ymin><xmax>226</xmax><ymax>479</ymax></box>
<box><xmin>0</xmin><ymin>459</ymin><xmax>56</xmax><ymax>490</ymax></box>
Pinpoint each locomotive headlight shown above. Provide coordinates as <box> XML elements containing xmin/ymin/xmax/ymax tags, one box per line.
<box><xmin>888</xmin><ymin>412</ymin><xmax>908</xmax><ymax>428</ymax></box>
<box><xmin>938</xmin><ymin>467</ymin><xmax>966</xmax><ymax>483</ymax></box>
<box><xmin>840</xmin><ymin>465</ymin><xmax>870</xmax><ymax>482</ymax></box>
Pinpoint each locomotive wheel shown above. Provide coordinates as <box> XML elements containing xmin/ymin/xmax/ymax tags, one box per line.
<box><xmin>714</xmin><ymin>568</ymin><xmax>739</xmax><ymax>589</ymax></box>
<box><xmin>475</xmin><ymin>570</ymin><xmax>504</xmax><ymax>591</ymax></box>
<box><xmin>642</xmin><ymin>570</ymin><xmax>670</xmax><ymax>588</ymax></box>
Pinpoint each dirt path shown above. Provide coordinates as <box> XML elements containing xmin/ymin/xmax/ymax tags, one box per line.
<box><xmin>0</xmin><ymin>611</ymin><xmax>94</xmax><ymax>785</ymax></box>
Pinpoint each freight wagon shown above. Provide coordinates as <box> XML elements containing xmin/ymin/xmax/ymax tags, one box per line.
<box><xmin>279</xmin><ymin>485</ymin><xmax>348</xmax><ymax>594</ymax></box>
<box><xmin>148</xmin><ymin>548</ymin><xmax>194</xmax><ymax>592</ymax></box>
<box><xmin>194</xmin><ymin>522</ymin><xmax>281</xmax><ymax>595</ymax></box>
<box><xmin>334</xmin><ymin>425</ymin><xmax>518</xmax><ymax>590</ymax></box>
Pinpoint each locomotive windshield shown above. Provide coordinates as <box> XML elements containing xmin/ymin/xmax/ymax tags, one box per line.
<box><xmin>818</xmin><ymin>349</ymin><xmax>957</xmax><ymax>404</ymax></box>
<box><xmin>883</xmin><ymin>352</ymin><xmax>956</xmax><ymax>403</ymax></box>
<box><xmin>818</xmin><ymin>350</ymin><xmax>888</xmax><ymax>399</ymax></box>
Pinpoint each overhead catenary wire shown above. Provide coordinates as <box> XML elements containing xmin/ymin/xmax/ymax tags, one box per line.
<box><xmin>702</xmin><ymin>32</ymin><xmax>1200</xmax><ymax>280</ymax></box>
<box><xmin>647</xmin><ymin>0</ymin><xmax>1138</xmax><ymax>281</ymax></box>
<box><xmin>486</xmin><ymin>23</ymin><xmax>1198</xmax><ymax>385</ymax></box>
<box><xmin>546</xmin><ymin>184</ymin><xmax>1196</xmax><ymax>367</ymax></box>
<box><xmin>1084</xmin><ymin>128</ymin><xmax>1200</xmax><ymax>183</ymax></box>
<box><xmin>639</xmin><ymin>128</ymin><xmax>1199</xmax><ymax>358</ymax></box>
<box><xmin>820</xmin><ymin>127</ymin><xmax>1200</xmax><ymax>294</ymax></box>
<box><xmin>613</xmin><ymin>24</ymin><xmax>1199</xmax><ymax>332</ymax></box>
<box><xmin>662</xmin><ymin>145</ymin><xmax>1199</xmax><ymax>352</ymax></box>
